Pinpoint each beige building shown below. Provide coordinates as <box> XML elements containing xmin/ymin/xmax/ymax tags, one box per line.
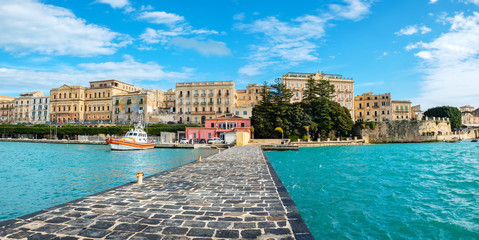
<box><xmin>176</xmin><ymin>81</ymin><xmax>236</xmax><ymax>124</ymax></box>
<box><xmin>0</xmin><ymin>96</ymin><xmax>15</xmax><ymax>123</ymax></box>
<box><xmin>411</xmin><ymin>105</ymin><xmax>423</xmax><ymax>120</ymax></box>
<box><xmin>12</xmin><ymin>92</ymin><xmax>44</xmax><ymax>123</ymax></box>
<box><xmin>112</xmin><ymin>89</ymin><xmax>167</xmax><ymax>123</ymax></box>
<box><xmin>282</xmin><ymin>71</ymin><xmax>355</xmax><ymax>118</ymax></box>
<box><xmin>50</xmin><ymin>85</ymin><xmax>86</xmax><ymax>123</ymax></box>
<box><xmin>84</xmin><ymin>80</ymin><xmax>139</xmax><ymax>122</ymax></box>
<box><xmin>392</xmin><ymin>100</ymin><xmax>412</xmax><ymax>120</ymax></box>
<box><xmin>354</xmin><ymin>92</ymin><xmax>392</xmax><ymax>121</ymax></box>
<box><xmin>459</xmin><ymin>105</ymin><xmax>479</xmax><ymax>126</ymax></box>
<box><xmin>164</xmin><ymin>89</ymin><xmax>176</xmax><ymax>112</ymax></box>
<box><xmin>354</xmin><ymin>92</ymin><xmax>413</xmax><ymax>122</ymax></box>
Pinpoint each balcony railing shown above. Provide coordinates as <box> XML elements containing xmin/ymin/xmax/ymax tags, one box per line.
<box><xmin>201</xmin><ymin>93</ymin><xmax>206</xmax><ymax>97</ymax></box>
<box><xmin>191</xmin><ymin>111</ymin><xmax>216</xmax><ymax>115</ymax></box>
<box><xmin>208</xmin><ymin>102</ymin><xmax>214</xmax><ymax>105</ymax></box>
<box><xmin>208</xmin><ymin>93</ymin><xmax>213</xmax><ymax>97</ymax></box>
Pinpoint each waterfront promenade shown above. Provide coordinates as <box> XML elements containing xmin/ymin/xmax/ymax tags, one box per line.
<box><xmin>0</xmin><ymin>146</ymin><xmax>313</xmax><ymax>239</ymax></box>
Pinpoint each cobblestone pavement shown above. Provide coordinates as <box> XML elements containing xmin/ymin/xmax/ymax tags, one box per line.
<box><xmin>0</xmin><ymin>146</ymin><xmax>313</xmax><ymax>240</ymax></box>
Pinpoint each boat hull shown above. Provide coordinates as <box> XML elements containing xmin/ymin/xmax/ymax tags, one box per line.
<box><xmin>106</xmin><ymin>138</ymin><xmax>156</xmax><ymax>151</ymax></box>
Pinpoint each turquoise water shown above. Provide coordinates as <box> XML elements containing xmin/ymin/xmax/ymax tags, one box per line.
<box><xmin>0</xmin><ymin>142</ymin><xmax>214</xmax><ymax>221</ymax></box>
<box><xmin>266</xmin><ymin>141</ymin><xmax>479</xmax><ymax>239</ymax></box>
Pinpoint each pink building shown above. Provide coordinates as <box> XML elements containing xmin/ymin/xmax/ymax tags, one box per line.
<box><xmin>185</xmin><ymin>115</ymin><xmax>251</xmax><ymax>142</ymax></box>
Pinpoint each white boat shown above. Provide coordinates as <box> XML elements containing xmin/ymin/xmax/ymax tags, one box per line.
<box><xmin>106</xmin><ymin>117</ymin><xmax>156</xmax><ymax>150</ymax></box>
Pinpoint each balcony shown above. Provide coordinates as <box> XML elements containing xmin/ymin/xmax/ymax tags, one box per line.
<box><xmin>208</xmin><ymin>102</ymin><xmax>214</xmax><ymax>105</ymax></box>
<box><xmin>194</xmin><ymin>94</ymin><xmax>199</xmax><ymax>97</ymax></box>
<box><xmin>186</xmin><ymin>94</ymin><xmax>191</xmax><ymax>97</ymax></box>
<box><xmin>201</xmin><ymin>93</ymin><xmax>206</xmax><ymax>97</ymax></box>
<box><xmin>208</xmin><ymin>93</ymin><xmax>214</xmax><ymax>97</ymax></box>
<box><xmin>191</xmin><ymin>111</ymin><xmax>216</xmax><ymax>115</ymax></box>
<box><xmin>193</xmin><ymin>102</ymin><xmax>199</xmax><ymax>105</ymax></box>
<box><xmin>201</xmin><ymin>102</ymin><xmax>207</xmax><ymax>105</ymax></box>
<box><xmin>217</xmin><ymin>110</ymin><xmax>222</xmax><ymax>113</ymax></box>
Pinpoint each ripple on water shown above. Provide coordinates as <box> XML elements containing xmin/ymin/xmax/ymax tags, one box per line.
<box><xmin>266</xmin><ymin>141</ymin><xmax>479</xmax><ymax>239</ymax></box>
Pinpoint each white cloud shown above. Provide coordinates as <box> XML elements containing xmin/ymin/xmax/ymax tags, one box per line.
<box><xmin>429</xmin><ymin>0</ymin><xmax>438</xmax><ymax>4</ymax></box>
<box><xmin>236</xmin><ymin>0</ymin><xmax>372</xmax><ymax>76</ymax></box>
<box><xmin>233</xmin><ymin>13</ymin><xmax>245</xmax><ymax>21</ymax></box>
<box><xmin>96</xmin><ymin>0</ymin><xmax>129</xmax><ymax>9</ymax></box>
<box><xmin>329</xmin><ymin>0</ymin><xmax>371</xmax><ymax>21</ymax></box>
<box><xmin>395</xmin><ymin>25</ymin><xmax>431</xmax><ymax>36</ymax></box>
<box><xmin>138</xmin><ymin>11</ymin><xmax>185</xmax><ymax>25</ymax></box>
<box><xmin>169</xmin><ymin>37</ymin><xmax>231</xmax><ymax>56</ymax></box>
<box><xmin>0</xmin><ymin>56</ymin><xmax>192</xmax><ymax>94</ymax></box>
<box><xmin>465</xmin><ymin>0</ymin><xmax>479</xmax><ymax>6</ymax></box>
<box><xmin>410</xmin><ymin>12</ymin><xmax>479</xmax><ymax>108</ymax></box>
<box><xmin>140</xmin><ymin>27</ymin><xmax>218</xmax><ymax>45</ymax></box>
<box><xmin>0</xmin><ymin>0</ymin><xmax>130</xmax><ymax>56</ymax></box>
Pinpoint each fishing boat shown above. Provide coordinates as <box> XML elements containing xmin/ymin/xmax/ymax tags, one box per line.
<box><xmin>106</xmin><ymin>115</ymin><xmax>156</xmax><ymax>150</ymax></box>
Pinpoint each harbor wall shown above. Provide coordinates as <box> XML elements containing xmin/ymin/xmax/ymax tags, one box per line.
<box><xmin>361</xmin><ymin>119</ymin><xmax>476</xmax><ymax>143</ymax></box>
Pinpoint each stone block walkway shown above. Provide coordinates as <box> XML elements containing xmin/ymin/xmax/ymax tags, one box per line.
<box><xmin>0</xmin><ymin>146</ymin><xmax>313</xmax><ymax>239</ymax></box>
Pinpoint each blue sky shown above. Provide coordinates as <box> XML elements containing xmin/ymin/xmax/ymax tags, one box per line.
<box><xmin>0</xmin><ymin>0</ymin><xmax>478</xmax><ymax>109</ymax></box>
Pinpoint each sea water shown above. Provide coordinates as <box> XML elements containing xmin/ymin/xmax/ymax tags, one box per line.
<box><xmin>266</xmin><ymin>141</ymin><xmax>479</xmax><ymax>239</ymax></box>
<box><xmin>0</xmin><ymin>142</ymin><xmax>214</xmax><ymax>221</ymax></box>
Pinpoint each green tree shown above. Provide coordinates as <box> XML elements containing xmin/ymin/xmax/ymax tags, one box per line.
<box><xmin>424</xmin><ymin>106</ymin><xmax>462</xmax><ymax>129</ymax></box>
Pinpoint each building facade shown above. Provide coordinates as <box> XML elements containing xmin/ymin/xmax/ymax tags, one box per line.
<box><xmin>84</xmin><ymin>80</ymin><xmax>139</xmax><ymax>123</ymax></box>
<box><xmin>112</xmin><ymin>89</ymin><xmax>166</xmax><ymax>123</ymax></box>
<box><xmin>282</xmin><ymin>71</ymin><xmax>355</xmax><ymax>119</ymax></box>
<box><xmin>459</xmin><ymin>105</ymin><xmax>479</xmax><ymax>126</ymax></box>
<box><xmin>354</xmin><ymin>92</ymin><xmax>392</xmax><ymax>122</ymax></box>
<box><xmin>391</xmin><ymin>100</ymin><xmax>412</xmax><ymax>120</ymax></box>
<box><xmin>176</xmin><ymin>81</ymin><xmax>236</xmax><ymax>124</ymax></box>
<box><xmin>13</xmin><ymin>92</ymin><xmax>44</xmax><ymax>123</ymax></box>
<box><xmin>0</xmin><ymin>96</ymin><xmax>15</xmax><ymax>123</ymax></box>
<box><xmin>411</xmin><ymin>105</ymin><xmax>423</xmax><ymax>120</ymax></box>
<box><xmin>185</xmin><ymin>115</ymin><xmax>251</xmax><ymax>143</ymax></box>
<box><xmin>30</xmin><ymin>95</ymin><xmax>50</xmax><ymax>123</ymax></box>
<box><xmin>164</xmin><ymin>89</ymin><xmax>176</xmax><ymax>112</ymax></box>
<box><xmin>50</xmin><ymin>85</ymin><xmax>86</xmax><ymax>123</ymax></box>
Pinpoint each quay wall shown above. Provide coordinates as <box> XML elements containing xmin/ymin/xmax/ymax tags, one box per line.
<box><xmin>361</xmin><ymin>119</ymin><xmax>477</xmax><ymax>143</ymax></box>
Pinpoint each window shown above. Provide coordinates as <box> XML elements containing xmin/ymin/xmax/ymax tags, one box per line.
<box><xmin>243</xmin><ymin>111</ymin><xmax>247</xmax><ymax>115</ymax></box>
<box><xmin>367</xmin><ymin>112</ymin><xmax>370</xmax><ymax>115</ymax></box>
<box><xmin>217</xmin><ymin>98</ymin><xmax>221</xmax><ymax>104</ymax></box>
<box><xmin>235</xmin><ymin>111</ymin><xmax>239</xmax><ymax>115</ymax></box>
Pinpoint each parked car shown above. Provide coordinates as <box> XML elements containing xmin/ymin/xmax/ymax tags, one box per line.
<box><xmin>179</xmin><ymin>138</ymin><xmax>189</xmax><ymax>144</ymax></box>
<box><xmin>207</xmin><ymin>138</ymin><xmax>224</xmax><ymax>144</ymax></box>
<box><xmin>198</xmin><ymin>139</ymin><xmax>206</xmax><ymax>144</ymax></box>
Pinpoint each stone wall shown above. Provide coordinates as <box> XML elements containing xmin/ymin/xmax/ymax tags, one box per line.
<box><xmin>360</xmin><ymin>119</ymin><xmax>461</xmax><ymax>143</ymax></box>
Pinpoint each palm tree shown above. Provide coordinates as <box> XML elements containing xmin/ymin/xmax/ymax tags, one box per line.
<box><xmin>274</xmin><ymin>127</ymin><xmax>284</xmax><ymax>142</ymax></box>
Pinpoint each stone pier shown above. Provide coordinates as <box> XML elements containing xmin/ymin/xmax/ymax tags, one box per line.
<box><xmin>0</xmin><ymin>146</ymin><xmax>313</xmax><ymax>239</ymax></box>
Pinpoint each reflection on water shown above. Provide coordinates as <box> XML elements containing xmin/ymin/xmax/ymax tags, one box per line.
<box><xmin>0</xmin><ymin>142</ymin><xmax>215</xmax><ymax>221</ymax></box>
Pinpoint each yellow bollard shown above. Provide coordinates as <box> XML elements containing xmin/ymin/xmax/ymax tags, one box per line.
<box><xmin>136</xmin><ymin>172</ymin><xmax>144</xmax><ymax>184</ymax></box>
<box><xmin>198</xmin><ymin>155</ymin><xmax>202</xmax><ymax>162</ymax></box>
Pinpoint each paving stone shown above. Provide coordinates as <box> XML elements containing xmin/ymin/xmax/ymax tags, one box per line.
<box><xmin>34</xmin><ymin>224</ymin><xmax>66</xmax><ymax>233</ymax></box>
<box><xmin>162</xmin><ymin>227</ymin><xmax>188</xmax><ymax>235</ymax></box>
<box><xmin>186</xmin><ymin>228</ymin><xmax>214</xmax><ymax>237</ymax></box>
<box><xmin>215</xmin><ymin>229</ymin><xmax>239</xmax><ymax>238</ymax></box>
<box><xmin>241</xmin><ymin>229</ymin><xmax>262</xmax><ymax>239</ymax></box>
<box><xmin>130</xmin><ymin>232</ymin><xmax>163</xmax><ymax>240</ymax></box>
<box><xmin>78</xmin><ymin>228</ymin><xmax>111</xmax><ymax>238</ymax></box>
<box><xmin>45</xmin><ymin>217</ymin><xmax>71</xmax><ymax>224</ymax></box>
<box><xmin>105</xmin><ymin>231</ymin><xmax>135</xmax><ymax>239</ymax></box>
<box><xmin>113</xmin><ymin>223</ymin><xmax>148</xmax><ymax>232</ymax></box>
<box><xmin>89</xmin><ymin>221</ymin><xmax>115</xmax><ymax>229</ymax></box>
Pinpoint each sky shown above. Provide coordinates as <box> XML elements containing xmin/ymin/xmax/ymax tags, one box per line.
<box><xmin>0</xmin><ymin>0</ymin><xmax>478</xmax><ymax>109</ymax></box>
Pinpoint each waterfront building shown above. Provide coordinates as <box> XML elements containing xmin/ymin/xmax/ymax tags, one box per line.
<box><xmin>391</xmin><ymin>100</ymin><xmax>412</xmax><ymax>120</ymax></box>
<box><xmin>164</xmin><ymin>89</ymin><xmax>176</xmax><ymax>112</ymax></box>
<box><xmin>185</xmin><ymin>115</ymin><xmax>251</xmax><ymax>143</ymax></box>
<box><xmin>13</xmin><ymin>92</ymin><xmax>44</xmax><ymax>123</ymax></box>
<box><xmin>0</xmin><ymin>96</ymin><xmax>14</xmax><ymax>123</ymax></box>
<box><xmin>234</xmin><ymin>84</ymin><xmax>264</xmax><ymax>119</ymax></box>
<box><xmin>354</xmin><ymin>92</ymin><xmax>413</xmax><ymax>121</ymax></box>
<box><xmin>30</xmin><ymin>95</ymin><xmax>50</xmax><ymax>123</ymax></box>
<box><xmin>84</xmin><ymin>80</ymin><xmax>139</xmax><ymax>123</ymax></box>
<box><xmin>176</xmin><ymin>81</ymin><xmax>236</xmax><ymax>124</ymax></box>
<box><xmin>112</xmin><ymin>89</ymin><xmax>167</xmax><ymax>123</ymax></box>
<box><xmin>411</xmin><ymin>105</ymin><xmax>424</xmax><ymax>120</ymax></box>
<box><xmin>459</xmin><ymin>105</ymin><xmax>479</xmax><ymax>127</ymax></box>
<box><xmin>282</xmin><ymin>71</ymin><xmax>354</xmax><ymax>119</ymax></box>
<box><xmin>50</xmin><ymin>85</ymin><xmax>86</xmax><ymax>123</ymax></box>
<box><xmin>354</xmin><ymin>92</ymin><xmax>392</xmax><ymax>122</ymax></box>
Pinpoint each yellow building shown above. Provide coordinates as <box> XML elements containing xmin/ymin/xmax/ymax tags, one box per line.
<box><xmin>459</xmin><ymin>105</ymin><xmax>479</xmax><ymax>126</ymax></box>
<box><xmin>411</xmin><ymin>105</ymin><xmax>423</xmax><ymax>120</ymax></box>
<box><xmin>392</xmin><ymin>100</ymin><xmax>412</xmax><ymax>120</ymax></box>
<box><xmin>84</xmin><ymin>80</ymin><xmax>139</xmax><ymax>122</ymax></box>
<box><xmin>50</xmin><ymin>85</ymin><xmax>86</xmax><ymax>123</ymax></box>
<box><xmin>164</xmin><ymin>89</ymin><xmax>176</xmax><ymax>111</ymax></box>
<box><xmin>354</xmin><ymin>92</ymin><xmax>392</xmax><ymax>121</ymax></box>
<box><xmin>282</xmin><ymin>71</ymin><xmax>355</xmax><ymax>119</ymax></box>
<box><xmin>176</xmin><ymin>81</ymin><xmax>236</xmax><ymax>124</ymax></box>
<box><xmin>0</xmin><ymin>96</ymin><xmax>15</xmax><ymax>123</ymax></box>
